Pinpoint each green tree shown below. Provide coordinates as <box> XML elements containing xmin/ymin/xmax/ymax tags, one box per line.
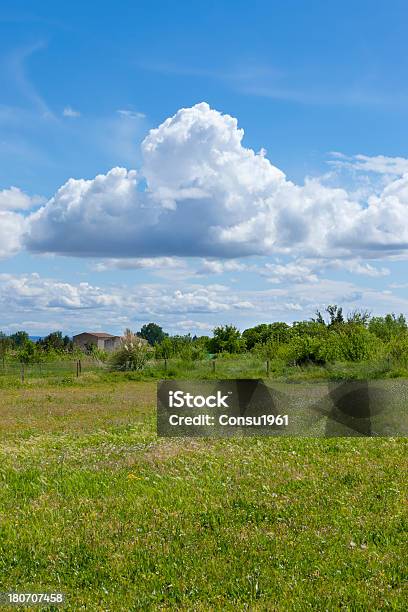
<box><xmin>18</xmin><ymin>340</ymin><xmax>40</xmax><ymax>364</ymax></box>
<box><xmin>209</xmin><ymin>325</ymin><xmax>246</xmax><ymax>354</ymax></box>
<box><xmin>368</xmin><ymin>313</ymin><xmax>407</xmax><ymax>342</ymax></box>
<box><xmin>314</xmin><ymin>305</ymin><xmax>344</xmax><ymax>328</ymax></box>
<box><xmin>0</xmin><ymin>332</ymin><xmax>11</xmax><ymax>363</ymax></box>
<box><xmin>292</xmin><ymin>320</ymin><xmax>327</xmax><ymax>337</ymax></box>
<box><xmin>347</xmin><ymin>309</ymin><xmax>371</xmax><ymax>326</ymax></box>
<box><xmin>155</xmin><ymin>336</ymin><xmax>173</xmax><ymax>359</ymax></box>
<box><xmin>326</xmin><ymin>304</ymin><xmax>344</xmax><ymax>327</ymax></box>
<box><xmin>242</xmin><ymin>322</ymin><xmax>291</xmax><ymax>350</ymax></box>
<box><xmin>37</xmin><ymin>331</ymin><xmax>72</xmax><ymax>352</ymax></box>
<box><xmin>138</xmin><ymin>323</ymin><xmax>167</xmax><ymax>346</ymax></box>
<box><xmin>9</xmin><ymin>330</ymin><xmax>29</xmax><ymax>347</ymax></box>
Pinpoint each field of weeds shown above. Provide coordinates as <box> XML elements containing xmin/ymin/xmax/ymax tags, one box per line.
<box><xmin>0</xmin><ymin>381</ymin><xmax>407</xmax><ymax>610</ymax></box>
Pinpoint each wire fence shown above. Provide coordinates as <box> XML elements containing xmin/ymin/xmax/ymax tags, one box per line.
<box><xmin>0</xmin><ymin>359</ymin><xmax>103</xmax><ymax>382</ymax></box>
<box><xmin>0</xmin><ymin>356</ymin><xmax>276</xmax><ymax>382</ymax></box>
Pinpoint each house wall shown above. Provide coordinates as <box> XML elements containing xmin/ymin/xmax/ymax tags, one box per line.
<box><xmin>104</xmin><ymin>337</ymin><xmax>121</xmax><ymax>352</ymax></box>
<box><xmin>73</xmin><ymin>333</ymin><xmax>122</xmax><ymax>353</ymax></box>
<box><xmin>73</xmin><ymin>333</ymin><xmax>99</xmax><ymax>350</ymax></box>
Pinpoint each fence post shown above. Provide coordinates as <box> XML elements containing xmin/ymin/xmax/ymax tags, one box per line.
<box><xmin>212</xmin><ymin>359</ymin><xmax>216</xmax><ymax>374</ymax></box>
<box><xmin>266</xmin><ymin>360</ymin><xmax>270</xmax><ymax>376</ymax></box>
<box><xmin>76</xmin><ymin>360</ymin><xmax>79</xmax><ymax>377</ymax></box>
<box><xmin>164</xmin><ymin>358</ymin><xmax>167</xmax><ymax>371</ymax></box>
<box><xmin>21</xmin><ymin>363</ymin><xmax>25</xmax><ymax>383</ymax></box>
<box><xmin>79</xmin><ymin>359</ymin><xmax>82</xmax><ymax>374</ymax></box>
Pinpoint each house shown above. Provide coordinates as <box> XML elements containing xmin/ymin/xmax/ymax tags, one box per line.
<box><xmin>73</xmin><ymin>332</ymin><xmax>122</xmax><ymax>353</ymax></box>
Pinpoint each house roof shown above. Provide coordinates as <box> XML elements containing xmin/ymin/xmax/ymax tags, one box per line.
<box><xmin>74</xmin><ymin>332</ymin><xmax>120</xmax><ymax>339</ymax></box>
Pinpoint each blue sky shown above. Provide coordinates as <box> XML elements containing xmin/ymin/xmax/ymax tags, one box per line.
<box><xmin>1</xmin><ymin>1</ymin><xmax>408</xmax><ymax>336</ymax></box>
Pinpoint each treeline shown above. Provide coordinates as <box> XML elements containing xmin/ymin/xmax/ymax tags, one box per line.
<box><xmin>0</xmin><ymin>331</ymin><xmax>75</xmax><ymax>364</ymax></box>
<box><xmin>2</xmin><ymin>306</ymin><xmax>408</xmax><ymax>368</ymax></box>
<box><xmin>151</xmin><ymin>306</ymin><xmax>408</xmax><ymax>367</ymax></box>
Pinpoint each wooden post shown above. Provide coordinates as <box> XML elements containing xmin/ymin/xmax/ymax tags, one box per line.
<box><xmin>164</xmin><ymin>358</ymin><xmax>167</xmax><ymax>371</ymax></box>
<box><xmin>21</xmin><ymin>363</ymin><xmax>25</xmax><ymax>383</ymax></box>
<box><xmin>76</xmin><ymin>361</ymin><xmax>79</xmax><ymax>377</ymax></box>
<box><xmin>79</xmin><ymin>359</ymin><xmax>82</xmax><ymax>374</ymax></box>
<box><xmin>212</xmin><ymin>359</ymin><xmax>216</xmax><ymax>373</ymax></box>
<box><xmin>266</xmin><ymin>360</ymin><xmax>270</xmax><ymax>376</ymax></box>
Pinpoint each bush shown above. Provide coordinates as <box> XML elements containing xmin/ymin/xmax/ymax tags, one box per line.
<box><xmin>316</xmin><ymin>334</ymin><xmax>345</xmax><ymax>363</ymax></box>
<box><xmin>388</xmin><ymin>334</ymin><xmax>408</xmax><ymax>366</ymax></box>
<box><xmin>208</xmin><ymin>325</ymin><xmax>246</xmax><ymax>354</ymax></box>
<box><xmin>242</xmin><ymin>322</ymin><xmax>291</xmax><ymax>350</ymax></box>
<box><xmin>109</xmin><ymin>331</ymin><xmax>150</xmax><ymax>371</ymax></box>
<box><xmin>335</xmin><ymin>326</ymin><xmax>380</xmax><ymax>362</ymax></box>
<box><xmin>252</xmin><ymin>340</ymin><xmax>280</xmax><ymax>360</ymax></box>
<box><xmin>285</xmin><ymin>335</ymin><xmax>324</xmax><ymax>366</ymax></box>
<box><xmin>283</xmin><ymin>326</ymin><xmax>381</xmax><ymax>366</ymax></box>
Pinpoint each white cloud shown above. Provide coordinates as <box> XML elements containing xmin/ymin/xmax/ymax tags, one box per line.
<box><xmin>0</xmin><ymin>273</ymin><xmax>120</xmax><ymax>310</ymax></box>
<box><xmin>0</xmin><ymin>188</ymin><xmax>43</xmax><ymax>260</ymax></box>
<box><xmin>0</xmin><ymin>101</ymin><xmax>402</xmax><ymax>265</ymax></box>
<box><xmin>92</xmin><ymin>257</ymin><xmax>184</xmax><ymax>271</ymax></box>
<box><xmin>24</xmin><ymin>103</ymin><xmax>290</xmax><ymax>258</ymax></box>
<box><xmin>2</xmin><ymin>270</ymin><xmax>408</xmax><ymax>335</ymax></box>
<box><xmin>331</xmin><ymin>259</ymin><xmax>390</xmax><ymax>278</ymax></box>
<box><xmin>328</xmin><ymin>153</ymin><xmax>408</xmax><ymax>176</ymax></box>
<box><xmin>0</xmin><ymin>212</ymin><xmax>27</xmax><ymax>259</ymax></box>
<box><xmin>0</xmin><ymin>186</ymin><xmax>43</xmax><ymax>211</ymax></box>
<box><xmin>117</xmin><ymin>109</ymin><xmax>146</xmax><ymax>119</ymax></box>
<box><xmin>260</xmin><ymin>261</ymin><xmax>318</xmax><ymax>284</ymax></box>
<box><xmin>175</xmin><ymin>320</ymin><xmax>213</xmax><ymax>332</ymax></box>
<box><xmin>196</xmin><ymin>259</ymin><xmax>249</xmax><ymax>275</ymax></box>
<box><xmin>63</xmin><ymin>106</ymin><xmax>81</xmax><ymax>118</ymax></box>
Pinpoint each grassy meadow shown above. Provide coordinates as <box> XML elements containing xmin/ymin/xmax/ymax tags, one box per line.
<box><xmin>0</xmin><ymin>376</ymin><xmax>407</xmax><ymax>610</ymax></box>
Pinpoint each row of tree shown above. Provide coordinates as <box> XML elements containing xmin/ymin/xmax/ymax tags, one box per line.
<box><xmin>2</xmin><ymin>307</ymin><xmax>408</xmax><ymax>366</ymax></box>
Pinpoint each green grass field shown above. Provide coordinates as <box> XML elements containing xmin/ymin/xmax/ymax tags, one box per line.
<box><xmin>0</xmin><ymin>379</ymin><xmax>407</xmax><ymax>610</ymax></box>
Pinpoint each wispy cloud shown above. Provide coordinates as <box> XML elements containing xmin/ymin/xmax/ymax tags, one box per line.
<box><xmin>328</xmin><ymin>153</ymin><xmax>408</xmax><ymax>176</ymax></box>
<box><xmin>138</xmin><ymin>60</ymin><xmax>279</xmax><ymax>83</ymax></box>
<box><xmin>5</xmin><ymin>41</ymin><xmax>56</xmax><ymax>118</ymax></box>
<box><xmin>140</xmin><ymin>60</ymin><xmax>408</xmax><ymax>109</ymax></box>
<box><xmin>63</xmin><ymin>106</ymin><xmax>81</xmax><ymax>118</ymax></box>
<box><xmin>117</xmin><ymin>109</ymin><xmax>146</xmax><ymax>119</ymax></box>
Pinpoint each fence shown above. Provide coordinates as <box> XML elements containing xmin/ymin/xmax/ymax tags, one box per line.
<box><xmin>0</xmin><ymin>359</ymin><xmax>103</xmax><ymax>383</ymax></box>
<box><xmin>0</xmin><ymin>356</ymin><xmax>277</xmax><ymax>383</ymax></box>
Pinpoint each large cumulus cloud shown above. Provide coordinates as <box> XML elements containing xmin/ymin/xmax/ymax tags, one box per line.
<box><xmin>12</xmin><ymin>102</ymin><xmax>408</xmax><ymax>259</ymax></box>
<box><xmin>0</xmin><ymin>187</ymin><xmax>43</xmax><ymax>259</ymax></box>
<box><xmin>0</xmin><ymin>211</ymin><xmax>27</xmax><ymax>259</ymax></box>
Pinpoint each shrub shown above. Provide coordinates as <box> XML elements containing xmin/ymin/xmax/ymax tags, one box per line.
<box><xmin>109</xmin><ymin>330</ymin><xmax>150</xmax><ymax>371</ymax></box>
<box><xmin>368</xmin><ymin>313</ymin><xmax>407</xmax><ymax>342</ymax></box>
<box><xmin>208</xmin><ymin>325</ymin><xmax>246</xmax><ymax>354</ymax></box>
<box><xmin>17</xmin><ymin>341</ymin><xmax>42</xmax><ymax>364</ymax></box>
<box><xmin>242</xmin><ymin>322</ymin><xmax>291</xmax><ymax>350</ymax></box>
<box><xmin>337</xmin><ymin>326</ymin><xmax>380</xmax><ymax>361</ymax></box>
<box><xmin>388</xmin><ymin>334</ymin><xmax>408</xmax><ymax>366</ymax></box>
<box><xmin>252</xmin><ymin>340</ymin><xmax>280</xmax><ymax>360</ymax></box>
<box><xmin>285</xmin><ymin>335</ymin><xmax>324</xmax><ymax>366</ymax></box>
<box><xmin>318</xmin><ymin>327</ymin><xmax>381</xmax><ymax>363</ymax></box>
<box><xmin>316</xmin><ymin>333</ymin><xmax>345</xmax><ymax>363</ymax></box>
